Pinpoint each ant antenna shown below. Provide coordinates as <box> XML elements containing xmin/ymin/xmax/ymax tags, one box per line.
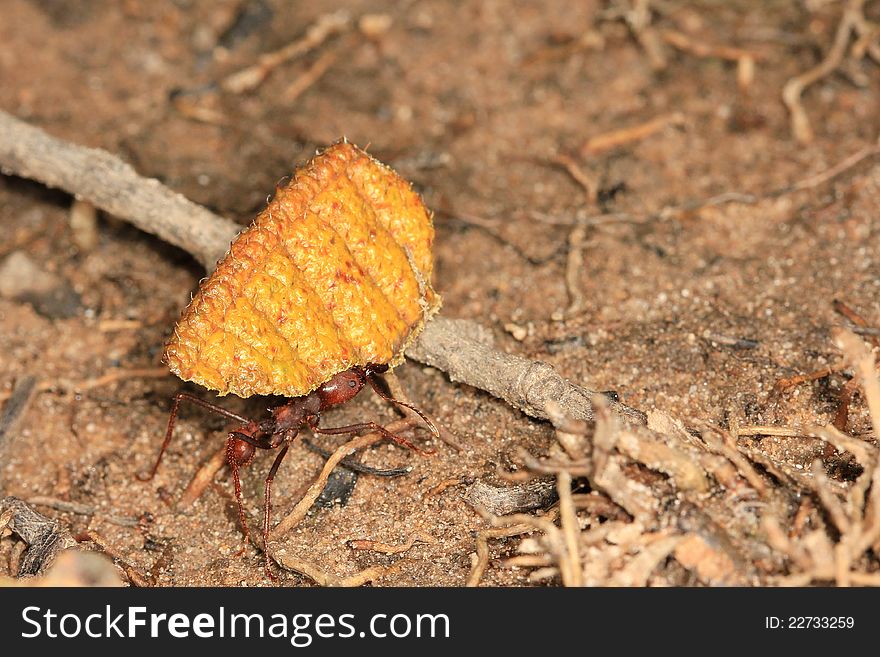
<box><xmin>365</xmin><ymin>371</ymin><xmax>440</xmax><ymax>439</ymax></box>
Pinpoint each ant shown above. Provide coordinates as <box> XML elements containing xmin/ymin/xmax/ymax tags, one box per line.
<box><xmin>143</xmin><ymin>363</ymin><xmax>438</xmax><ymax>580</ymax></box>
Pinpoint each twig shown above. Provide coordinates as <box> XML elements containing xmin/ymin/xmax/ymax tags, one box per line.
<box><xmin>282</xmin><ymin>50</ymin><xmax>339</xmax><ymax>103</ymax></box>
<box><xmin>98</xmin><ymin>319</ymin><xmax>144</xmax><ymax>332</ymax></box>
<box><xmin>782</xmin><ymin>0</ymin><xmax>865</xmax><ymax>143</ymax></box>
<box><xmin>424</xmin><ymin>476</ymin><xmax>466</xmax><ymax>499</ymax></box>
<box><xmin>560</xmin><ymin>222</ymin><xmax>587</xmax><ymax>319</ymax></box>
<box><xmin>808</xmin><ymin>424</ymin><xmax>876</xmax><ymax>469</ymax></box>
<box><xmin>658</xmin><ymin>28</ymin><xmax>760</xmax><ymax>91</ymax></box>
<box><xmin>466</xmin><ymin>507</ymin><xmax>560</xmax><ymax>587</ymax></box>
<box><xmin>268</xmin><ymin>421</ymin><xmax>410</xmax><ymax>542</ymax></box>
<box><xmin>74</xmin><ymin>367</ymin><xmax>171</xmax><ymax>393</ymax></box>
<box><xmin>27</xmin><ymin>496</ymin><xmax>140</xmax><ymax>527</ymax></box>
<box><xmin>556</xmin><ymin>471</ymin><xmax>583</xmax><ymax>586</ymax></box>
<box><xmin>700</xmin><ymin>427</ymin><xmax>768</xmax><ymax>498</ymax></box>
<box><xmin>735</xmin><ymin>425</ymin><xmax>805</xmax><ymax>437</ymax></box>
<box><xmin>834</xmin><ymin>298</ymin><xmax>880</xmax><ymax>348</ymax></box>
<box><xmin>773</xmin><ymin>366</ymin><xmax>837</xmax><ymax>393</ymax></box>
<box><xmin>538</xmin><ymin>153</ymin><xmax>596</xmax><ymax>320</ymax></box>
<box><xmin>0</xmin><ymin>110</ymin><xmax>239</xmax><ymax>270</ymax></box>
<box><xmin>302</xmin><ymin>438</ymin><xmax>412</xmax><ymax>476</ymax></box>
<box><xmin>809</xmin><ymin>459</ymin><xmax>850</xmax><ymax>534</ymax></box>
<box><xmin>0</xmin><ymin>109</ymin><xmax>646</xmax><ymax>431</ymax></box>
<box><xmin>409</xmin><ymin>318</ymin><xmax>646</xmax><ymax>425</ymax></box>
<box><xmin>579</xmin><ymin>112</ymin><xmax>685</xmax><ymax>157</ymax></box>
<box><xmin>272</xmin><ymin>549</ymin><xmax>402</xmax><ymax>586</ymax></box>
<box><xmin>347</xmin><ymin>531</ymin><xmax>435</xmax><ymax>554</ymax></box>
<box><xmin>660</xmin><ymin>29</ymin><xmax>763</xmax><ymax>63</ymax></box>
<box><xmin>221</xmin><ymin>11</ymin><xmax>351</xmax><ymax>94</ymax></box>
<box><xmin>608</xmin><ymin>532</ymin><xmax>682</xmax><ymax>586</ymax></box>
<box><xmin>79</xmin><ymin>530</ymin><xmax>152</xmax><ymax>587</ymax></box>
<box><xmin>781</xmin><ymin>138</ymin><xmax>880</xmax><ymax>193</ymax></box>
<box><xmin>625</xmin><ymin>0</ymin><xmax>667</xmax><ymax>70</ymax></box>
<box><xmin>547</xmin><ymin>154</ymin><xmax>598</xmax><ymax>203</ymax></box>
<box><xmin>176</xmin><ymin>445</ymin><xmax>228</xmax><ymax>509</ymax></box>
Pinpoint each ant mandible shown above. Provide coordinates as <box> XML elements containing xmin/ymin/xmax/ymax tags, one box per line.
<box><xmin>143</xmin><ymin>363</ymin><xmax>438</xmax><ymax>580</ymax></box>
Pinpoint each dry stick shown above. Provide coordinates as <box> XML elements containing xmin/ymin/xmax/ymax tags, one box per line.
<box><xmin>408</xmin><ymin>319</ymin><xmax>646</xmax><ymax>426</ymax></box>
<box><xmin>833</xmin><ymin>298</ymin><xmax>880</xmax><ymax>348</ymax></box>
<box><xmin>177</xmin><ymin>445</ymin><xmax>228</xmax><ymax>509</ymax></box>
<box><xmin>851</xmin><ymin>8</ymin><xmax>880</xmax><ymax>64</ymax></box>
<box><xmin>579</xmin><ymin>112</ymin><xmax>685</xmax><ymax>157</ymax></box>
<box><xmin>74</xmin><ymin>367</ymin><xmax>170</xmax><ymax>392</ymax></box>
<box><xmin>546</xmin><ymin>154</ymin><xmax>595</xmax><ymax>319</ymax></box>
<box><xmin>809</xmin><ymin>460</ymin><xmax>851</xmax><ymax>535</ymax></box>
<box><xmin>26</xmin><ymin>496</ymin><xmax>140</xmax><ymax>528</ymax></box>
<box><xmin>272</xmin><ymin>550</ymin><xmax>403</xmax><ymax>586</ymax></box>
<box><xmin>773</xmin><ymin>366</ymin><xmax>838</xmax><ymax>393</ymax></box>
<box><xmin>0</xmin><ymin>368</ymin><xmax>170</xmax><ymax>404</ymax></box>
<box><xmin>0</xmin><ymin>109</ymin><xmax>646</xmax><ymax>432</ymax></box>
<box><xmin>780</xmin><ymin>138</ymin><xmax>880</xmax><ymax>194</ymax></box>
<box><xmin>556</xmin><ymin>471</ymin><xmax>583</xmax><ymax>586</ymax></box>
<box><xmin>79</xmin><ymin>530</ymin><xmax>152</xmax><ymax>587</ymax></box>
<box><xmin>657</xmin><ymin>28</ymin><xmax>760</xmax><ymax>91</ymax></box>
<box><xmin>659</xmin><ymin>29</ymin><xmax>762</xmax><ymax>63</ymax></box>
<box><xmin>221</xmin><ymin>10</ymin><xmax>352</xmax><ymax>94</ymax></box>
<box><xmin>808</xmin><ymin>424</ymin><xmax>876</xmax><ymax>470</ymax></box>
<box><xmin>0</xmin><ymin>110</ymin><xmax>239</xmax><ymax>271</ymax></box>
<box><xmin>268</xmin><ymin>423</ymin><xmax>406</xmax><ymax>542</ymax></box>
<box><xmin>282</xmin><ymin>50</ymin><xmax>339</xmax><ymax>103</ymax></box>
<box><xmin>466</xmin><ymin>508</ymin><xmax>560</xmax><ymax>587</ymax></box>
<box><xmin>833</xmin><ymin>329</ymin><xmax>880</xmax><ymax>555</ymax></box>
<box><xmin>347</xmin><ymin>531</ymin><xmax>436</xmax><ymax>554</ymax></box>
<box><xmin>782</xmin><ymin>0</ymin><xmax>864</xmax><ymax>144</ymax></box>
<box><xmin>625</xmin><ymin>0</ymin><xmax>667</xmax><ymax>70</ymax></box>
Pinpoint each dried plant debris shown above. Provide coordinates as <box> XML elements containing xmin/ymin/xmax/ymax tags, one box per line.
<box><xmin>1</xmin><ymin>496</ymin><xmax>78</xmax><ymax>577</ymax></box>
<box><xmin>468</xmin><ymin>327</ymin><xmax>880</xmax><ymax>586</ymax></box>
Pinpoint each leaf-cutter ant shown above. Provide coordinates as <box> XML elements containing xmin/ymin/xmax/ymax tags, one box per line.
<box><xmin>143</xmin><ymin>363</ymin><xmax>438</xmax><ymax>580</ymax></box>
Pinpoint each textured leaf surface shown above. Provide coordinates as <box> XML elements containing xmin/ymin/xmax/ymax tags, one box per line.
<box><xmin>164</xmin><ymin>142</ymin><xmax>440</xmax><ymax>397</ymax></box>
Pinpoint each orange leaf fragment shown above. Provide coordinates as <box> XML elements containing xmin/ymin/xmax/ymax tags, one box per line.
<box><xmin>164</xmin><ymin>141</ymin><xmax>441</xmax><ymax>397</ymax></box>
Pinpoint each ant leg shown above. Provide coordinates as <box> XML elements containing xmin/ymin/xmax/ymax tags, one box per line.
<box><xmin>261</xmin><ymin>444</ymin><xmax>290</xmax><ymax>581</ymax></box>
<box><xmin>141</xmin><ymin>392</ymin><xmax>251</xmax><ymax>481</ymax></box>
<box><xmin>365</xmin><ymin>371</ymin><xmax>440</xmax><ymax>438</ymax></box>
<box><xmin>309</xmin><ymin>416</ymin><xmax>426</xmax><ymax>454</ymax></box>
<box><xmin>226</xmin><ymin>435</ymin><xmax>253</xmax><ymax>551</ymax></box>
<box><xmin>229</xmin><ymin>431</ymin><xmax>275</xmax><ymax>451</ymax></box>
<box><xmin>225</xmin><ymin>432</ymin><xmax>279</xmax><ymax>559</ymax></box>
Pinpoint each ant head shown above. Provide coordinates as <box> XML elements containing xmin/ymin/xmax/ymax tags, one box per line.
<box><xmin>316</xmin><ymin>367</ymin><xmax>367</xmax><ymax>409</ymax></box>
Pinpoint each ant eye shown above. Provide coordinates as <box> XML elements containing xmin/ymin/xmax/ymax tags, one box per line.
<box><xmin>348</xmin><ymin>379</ymin><xmax>357</xmax><ymax>388</ymax></box>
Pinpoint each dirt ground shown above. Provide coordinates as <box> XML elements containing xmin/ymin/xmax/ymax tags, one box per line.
<box><xmin>1</xmin><ymin>0</ymin><xmax>879</xmax><ymax>587</ymax></box>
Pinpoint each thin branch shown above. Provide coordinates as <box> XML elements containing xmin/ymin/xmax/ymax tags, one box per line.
<box><xmin>782</xmin><ymin>0</ymin><xmax>865</xmax><ymax>143</ymax></box>
<box><xmin>0</xmin><ymin>110</ymin><xmax>240</xmax><ymax>270</ymax></box>
<box><xmin>221</xmin><ymin>11</ymin><xmax>351</xmax><ymax>94</ymax></box>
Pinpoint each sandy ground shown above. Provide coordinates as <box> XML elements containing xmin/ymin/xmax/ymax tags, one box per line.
<box><xmin>1</xmin><ymin>1</ymin><xmax>879</xmax><ymax>586</ymax></box>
